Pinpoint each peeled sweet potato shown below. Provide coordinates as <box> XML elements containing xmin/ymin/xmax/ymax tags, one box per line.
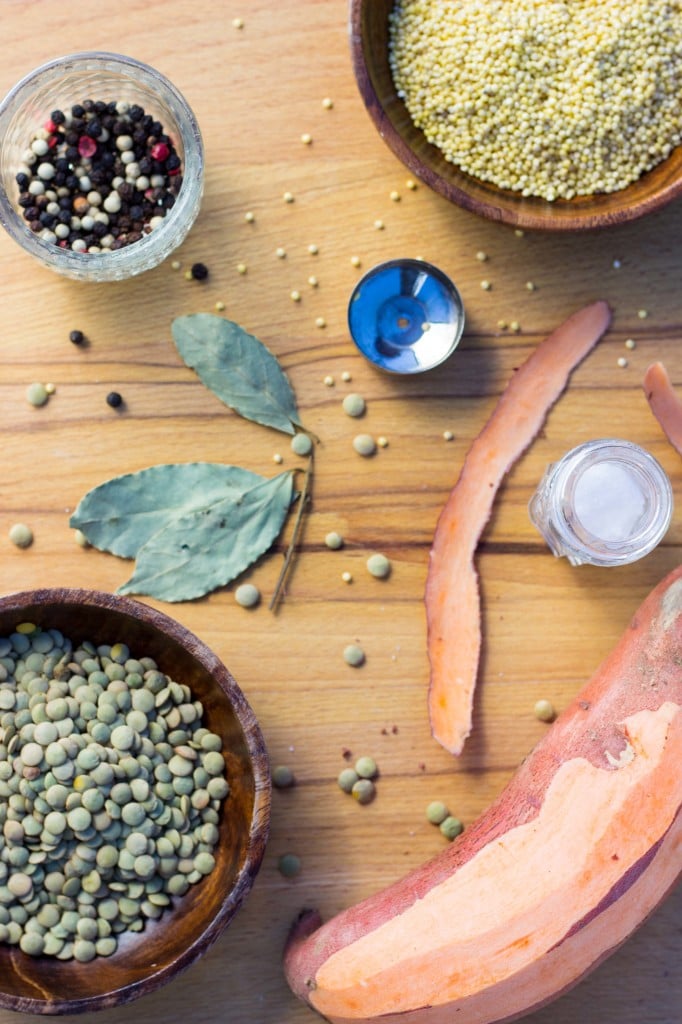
<box><xmin>284</xmin><ymin>566</ymin><xmax>682</xmax><ymax>1024</ymax></box>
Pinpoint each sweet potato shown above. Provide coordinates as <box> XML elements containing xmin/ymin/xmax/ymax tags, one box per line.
<box><xmin>425</xmin><ymin>301</ymin><xmax>612</xmax><ymax>755</ymax></box>
<box><xmin>644</xmin><ymin>360</ymin><xmax>682</xmax><ymax>455</ymax></box>
<box><xmin>284</xmin><ymin>565</ymin><xmax>682</xmax><ymax>1024</ymax></box>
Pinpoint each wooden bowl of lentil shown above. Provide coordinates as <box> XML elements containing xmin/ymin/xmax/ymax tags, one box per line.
<box><xmin>350</xmin><ymin>0</ymin><xmax>682</xmax><ymax>231</ymax></box>
<box><xmin>0</xmin><ymin>588</ymin><xmax>270</xmax><ymax>1014</ymax></box>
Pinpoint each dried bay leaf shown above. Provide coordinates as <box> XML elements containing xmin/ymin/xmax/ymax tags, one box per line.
<box><xmin>117</xmin><ymin>470</ymin><xmax>294</xmax><ymax>602</ymax></box>
<box><xmin>172</xmin><ymin>313</ymin><xmax>304</xmax><ymax>435</ymax></box>
<box><xmin>70</xmin><ymin>463</ymin><xmax>265</xmax><ymax>558</ymax></box>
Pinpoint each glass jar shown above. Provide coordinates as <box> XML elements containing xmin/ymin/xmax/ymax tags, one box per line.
<box><xmin>0</xmin><ymin>52</ymin><xmax>204</xmax><ymax>282</ymax></box>
<box><xmin>528</xmin><ymin>438</ymin><xmax>673</xmax><ymax>566</ymax></box>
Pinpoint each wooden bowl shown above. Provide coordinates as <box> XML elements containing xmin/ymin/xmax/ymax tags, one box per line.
<box><xmin>350</xmin><ymin>0</ymin><xmax>682</xmax><ymax>231</ymax></box>
<box><xmin>0</xmin><ymin>588</ymin><xmax>271</xmax><ymax>1014</ymax></box>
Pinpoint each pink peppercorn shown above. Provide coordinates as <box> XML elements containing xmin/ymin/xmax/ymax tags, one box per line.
<box><xmin>150</xmin><ymin>142</ymin><xmax>169</xmax><ymax>161</ymax></box>
<box><xmin>78</xmin><ymin>136</ymin><xmax>97</xmax><ymax>159</ymax></box>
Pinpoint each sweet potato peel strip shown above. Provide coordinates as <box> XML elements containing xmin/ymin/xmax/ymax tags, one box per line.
<box><xmin>425</xmin><ymin>300</ymin><xmax>612</xmax><ymax>755</ymax></box>
<box><xmin>643</xmin><ymin>361</ymin><xmax>682</xmax><ymax>455</ymax></box>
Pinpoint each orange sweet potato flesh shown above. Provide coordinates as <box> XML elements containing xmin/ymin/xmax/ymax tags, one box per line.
<box><xmin>425</xmin><ymin>300</ymin><xmax>612</xmax><ymax>755</ymax></box>
<box><xmin>284</xmin><ymin>565</ymin><xmax>682</xmax><ymax>1024</ymax></box>
<box><xmin>644</xmin><ymin>360</ymin><xmax>682</xmax><ymax>454</ymax></box>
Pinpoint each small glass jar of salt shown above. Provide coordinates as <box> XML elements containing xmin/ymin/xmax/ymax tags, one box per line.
<box><xmin>529</xmin><ymin>439</ymin><xmax>673</xmax><ymax>566</ymax></box>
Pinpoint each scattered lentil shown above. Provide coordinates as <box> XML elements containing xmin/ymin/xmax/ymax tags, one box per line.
<box><xmin>355</xmin><ymin>756</ymin><xmax>378</xmax><ymax>780</ymax></box>
<box><xmin>353</xmin><ymin>434</ymin><xmax>376</xmax><ymax>457</ymax></box>
<box><xmin>291</xmin><ymin>433</ymin><xmax>313</xmax><ymax>457</ymax></box>
<box><xmin>272</xmin><ymin>765</ymin><xmax>295</xmax><ymax>789</ymax></box>
<box><xmin>324</xmin><ymin>531</ymin><xmax>344</xmax><ymax>550</ymax></box>
<box><xmin>351</xmin><ymin>779</ymin><xmax>375</xmax><ymax>804</ymax></box>
<box><xmin>366</xmin><ymin>553</ymin><xmax>391</xmax><ymax>579</ymax></box>
<box><xmin>337</xmin><ymin>768</ymin><xmax>359</xmax><ymax>793</ymax></box>
<box><xmin>26</xmin><ymin>382</ymin><xmax>49</xmax><ymax>407</ymax></box>
<box><xmin>440</xmin><ymin>815</ymin><xmax>464</xmax><ymax>841</ymax></box>
<box><xmin>277</xmin><ymin>853</ymin><xmax>301</xmax><ymax>878</ymax></box>
<box><xmin>342</xmin><ymin>393</ymin><xmax>366</xmax><ymax>418</ymax></box>
<box><xmin>343</xmin><ymin>643</ymin><xmax>365</xmax><ymax>667</ymax></box>
<box><xmin>534</xmin><ymin>698</ymin><xmax>557</xmax><ymax>722</ymax></box>
<box><xmin>234</xmin><ymin>583</ymin><xmax>260</xmax><ymax>608</ymax></box>
<box><xmin>9</xmin><ymin>524</ymin><xmax>34</xmax><ymax>549</ymax></box>
<box><xmin>426</xmin><ymin>800</ymin><xmax>449</xmax><ymax>825</ymax></box>
<box><xmin>389</xmin><ymin>0</ymin><xmax>682</xmax><ymax>199</ymax></box>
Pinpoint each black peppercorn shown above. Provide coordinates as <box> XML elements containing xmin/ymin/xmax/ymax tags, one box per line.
<box><xmin>69</xmin><ymin>330</ymin><xmax>85</xmax><ymax>345</ymax></box>
<box><xmin>190</xmin><ymin>262</ymin><xmax>209</xmax><ymax>281</ymax></box>
<box><xmin>106</xmin><ymin>391</ymin><xmax>123</xmax><ymax>408</ymax></box>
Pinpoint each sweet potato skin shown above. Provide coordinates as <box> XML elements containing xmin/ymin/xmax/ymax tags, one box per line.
<box><xmin>284</xmin><ymin>566</ymin><xmax>682</xmax><ymax>1024</ymax></box>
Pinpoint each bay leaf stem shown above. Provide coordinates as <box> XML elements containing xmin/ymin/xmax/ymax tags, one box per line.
<box><xmin>270</xmin><ymin>450</ymin><xmax>314</xmax><ymax>611</ymax></box>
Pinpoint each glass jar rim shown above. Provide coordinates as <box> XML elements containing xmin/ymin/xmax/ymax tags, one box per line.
<box><xmin>0</xmin><ymin>51</ymin><xmax>203</xmax><ymax>280</ymax></box>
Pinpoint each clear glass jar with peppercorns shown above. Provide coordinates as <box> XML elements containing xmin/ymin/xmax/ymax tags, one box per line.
<box><xmin>0</xmin><ymin>52</ymin><xmax>204</xmax><ymax>281</ymax></box>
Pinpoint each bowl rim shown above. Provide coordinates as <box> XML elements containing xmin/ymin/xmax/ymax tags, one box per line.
<box><xmin>348</xmin><ymin>0</ymin><xmax>682</xmax><ymax>232</ymax></box>
<box><xmin>0</xmin><ymin>587</ymin><xmax>271</xmax><ymax>1014</ymax></box>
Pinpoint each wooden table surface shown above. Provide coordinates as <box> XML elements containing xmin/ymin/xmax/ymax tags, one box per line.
<box><xmin>1</xmin><ymin>3</ymin><xmax>680</xmax><ymax>1023</ymax></box>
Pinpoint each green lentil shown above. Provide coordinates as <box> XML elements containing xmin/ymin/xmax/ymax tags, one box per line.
<box><xmin>354</xmin><ymin>756</ymin><xmax>378</xmax><ymax>780</ymax></box>
<box><xmin>351</xmin><ymin>779</ymin><xmax>375</xmax><ymax>805</ymax></box>
<box><xmin>271</xmin><ymin>765</ymin><xmax>295</xmax><ymax>789</ymax></box>
<box><xmin>342</xmin><ymin>393</ymin><xmax>366</xmax><ymax>418</ymax></box>
<box><xmin>389</xmin><ymin>0</ymin><xmax>682</xmax><ymax>200</ymax></box>
<box><xmin>277</xmin><ymin>853</ymin><xmax>301</xmax><ymax>878</ymax></box>
<box><xmin>291</xmin><ymin>432</ymin><xmax>313</xmax><ymax>456</ymax></box>
<box><xmin>439</xmin><ymin>816</ymin><xmax>464</xmax><ymax>841</ymax></box>
<box><xmin>425</xmin><ymin>800</ymin><xmax>449</xmax><ymax>825</ymax></box>
<box><xmin>0</xmin><ymin>627</ymin><xmax>230</xmax><ymax>962</ymax></box>
<box><xmin>9</xmin><ymin>524</ymin><xmax>33</xmax><ymax>549</ymax></box>
<box><xmin>337</xmin><ymin>768</ymin><xmax>359</xmax><ymax>793</ymax></box>
<box><xmin>534</xmin><ymin>699</ymin><xmax>557</xmax><ymax>723</ymax></box>
<box><xmin>26</xmin><ymin>382</ymin><xmax>49</xmax><ymax>407</ymax></box>
<box><xmin>366</xmin><ymin>553</ymin><xmax>391</xmax><ymax>579</ymax></box>
<box><xmin>234</xmin><ymin>583</ymin><xmax>261</xmax><ymax>609</ymax></box>
<box><xmin>352</xmin><ymin>433</ymin><xmax>376</xmax><ymax>457</ymax></box>
<box><xmin>343</xmin><ymin>644</ymin><xmax>365</xmax><ymax>668</ymax></box>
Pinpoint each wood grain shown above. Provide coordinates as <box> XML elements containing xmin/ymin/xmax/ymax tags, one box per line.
<box><xmin>0</xmin><ymin>2</ymin><xmax>679</xmax><ymax>1023</ymax></box>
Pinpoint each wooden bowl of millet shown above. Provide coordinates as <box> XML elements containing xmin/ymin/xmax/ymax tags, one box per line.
<box><xmin>0</xmin><ymin>588</ymin><xmax>270</xmax><ymax>1014</ymax></box>
<box><xmin>350</xmin><ymin>0</ymin><xmax>682</xmax><ymax>231</ymax></box>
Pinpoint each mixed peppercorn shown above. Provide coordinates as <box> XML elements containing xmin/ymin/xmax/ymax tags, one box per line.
<box><xmin>15</xmin><ymin>99</ymin><xmax>182</xmax><ymax>252</ymax></box>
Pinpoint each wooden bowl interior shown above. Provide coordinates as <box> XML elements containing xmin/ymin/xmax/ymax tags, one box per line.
<box><xmin>350</xmin><ymin>0</ymin><xmax>682</xmax><ymax>231</ymax></box>
<box><xmin>0</xmin><ymin>589</ymin><xmax>270</xmax><ymax>1014</ymax></box>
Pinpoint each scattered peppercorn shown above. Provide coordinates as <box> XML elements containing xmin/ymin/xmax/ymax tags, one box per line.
<box><xmin>69</xmin><ymin>329</ymin><xmax>85</xmax><ymax>345</ymax></box>
<box><xmin>106</xmin><ymin>391</ymin><xmax>123</xmax><ymax>409</ymax></box>
<box><xmin>190</xmin><ymin>262</ymin><xmax>209</xmax><ymax>281</ymax></box>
